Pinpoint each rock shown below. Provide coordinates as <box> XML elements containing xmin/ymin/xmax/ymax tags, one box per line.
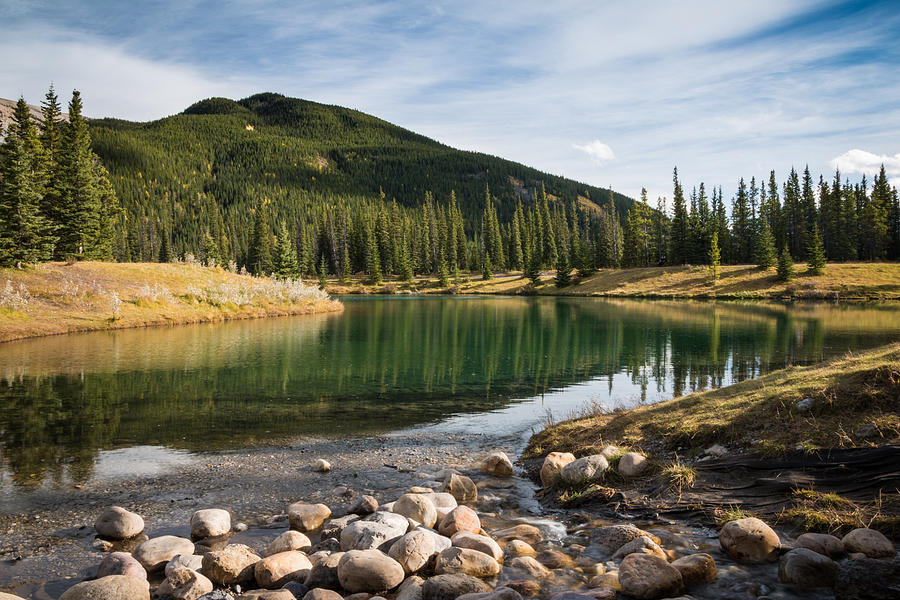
<box><xmin>349</xmin><ymin>495</ymin><xmax>379</xmax><ymax>516</ymax></box>
<box><xmin>505</xmin><ymin>556</ymin><xmax>552</xmax><ymax>579</ymax></box>
<box><xmin>238</xmin><ymin>591</ymin><xmax>295</xmax><ymax>600</ymax></box>
<box><xmin>443</xmin><ymin>473</ymin><xmax>477</xmax><ymax>503</ymax></box>
<box><xmin>133</xmin><ymin>535</ymin><xmax>195</xmax><ymax>572</ymax></box>
<box><xmin>288</xmin><ymin>503</ymin><xmax>332</xmax><ymax>532</ymax></box>
<box><xmin>396</xmin><ymin>576</ymin><xmax>425</xmax><ymax>600</ymax></box>
<box><xmin>540</xmin><ymin>452</ymin><xmax>576</xmax><ymax>486</ymax></box>
<box><xmin>97</xmin><ymin>551</ymin><xmax>148</xmax><ymax>579</ymax></box>
<box><xmin>234</xmin><ymin>522</ymin><xmax>248</xmax><ymax>532</ymax></box>
<box><xmin>504</xmin><ymin>580</ymin><xmax>541</xmax><ymax>597</ymax></box>
<box><xmin>337</xmin><ymin>549</ymin><xmax>405</xmax><ymax>593</ymax></box>
<box><xmin>778</xmin><ymin>548</ymin><xmax>838</xmax><ymax>588</ymax></box>
<box><xmin>303</xmin><ymin>552</ymin><xmax>344</xmax><ymax>589</ymax></box>
<box><xmin>416</xmin><ymin>527</ymin><xmax>453</xmax><ymax>552</ymax></box>
<box><xmin>201</xmin><ymin>544</ymin><xmax>261</xmax><ymax>585</ymax></box>
<box><xmin>547</xmin><ymin>594</ymin><xmax>596</xmax><ymax>600</ymax></box>
<box><xmin>312</xmin><ymin>459</ymin><xmax>331</xmax><ymax>472</ymax></box>
<box><xmin>580</xmin><ymin>590</ymin><xmax>616</xmax><ymax>600</ymax></box>
<box><xmin>719</xmin><ymin>518</ymin><xmax>780</xmax><ymax>562</ymax></box>
<box><xmin>704</xmin><ymin>444</ymin><xmax>727</xmax><ymax>457</ymax></box>
<box><xmin>409</xmin><ymin>486</ymin><xmax>435</xmax><ymax>494</ymax></box>
<box><xmin>537</xmin><ymin>548</ymin><xmax>575</xmax><ymax>568</ymax></box>
<box><xmin>617</xmin><ymin>452</ymin><xmax>648</xmax><ymax>477</ymax></box>
<box><xmin>841</xmin><ymin>528</ymin><xmax>896</xmax><ymax>558</ymax></box>
<box><xmin>0</xmin><ymin>594</ymin><xmax>26</xmax><ymax>600</ymax></box>
<box><xmin>58</xmin><ymin>575</ymin><xmax>150</xmax><ymax>600</ymax></box>
<box><xmin>191</xmin><ymin>509</ymin><xmax>232</xmax><ymax>539</ymax></box>
<box><xmin>388</xmin><ymin>530</ymin><xmax>437</xmax><ymax>574</ymax></box>
<box><xmin>612</xmin><ymin>536</ymin><xmax>667</xmax><ymax>561</ymax></box>
<box><xmin>166</xmin><ymin>554</ymin><xmax>204</xmax><ymax>577</ymax></box>
<box><xmin>671</xmin><ymin>553</ymin><xmax>716</xmax><ymax>584</ymax></box>
<box><xmin>451</xmin><ymin>532</ymin><xmax>503</xmax><ymax>562</ymax></box>
<box><xmin>332</xmin><ymin>486</ymin><xmax>352</xmax><ymax>496</ymax></box>
<box><xmin>393</xmin><ymin>494</ymin><xmax>438</xmax><ymax>528</ymax></box>
<box><xmin>197</xmin><ymin>592</ymin><xmax>236</xmax><ymax>600</ymax></box>
<box><xmin>255</xmin><ymin>551</ymin><xmax>313</xmax><ymax>588</ymax></box>
<box><xmin>835</xmin><ymin>557</ymin><xmax>900</xmax><ymax>600</ymax></box>
<box><xmin>480</xmin><ymin>452</ymin><xmax>514</xmax><ymax>477</ymax></box>
<box><xmin>796</xmin><ymin>397</ymin><xmax>815</xmax><ymax>411</ymax></box>
<box><xmin>795</xmin><ymin>532</ymin><xmax>845</xmax><ymax>559</ymax></box>
<box><xmin>320</xmin><ymin>514</ymin><xmax>360</xmax><ymax>540</ymax></box>
<box><xmin>422</xmin><ymin>574</ymin><xmax>491</xmax><ymax>600</ymax></box>
<box><xmin>158</xmin><ymin>568</ymin><xmax>214</xmax><ymax>600</ymax></box>
<box><xmin>599</xmin><ymin>446</ymin><xmax>621</xmax><ymax>460</ymax></box>
<box><xmin>94</xmin><ymin>506</ymin><xmax>145</xmax><ymax>540</ymax></box>
<box><xmin>458</xmin><ymin>589</ymin><xmax>523</xmax><ymax>600</ymax></box>
<box><xmin>560</xmin><ymin>455</ymin><xmax>609</xmax><ymax>484</ymax></box>
<box><xmin>437</xmin><ymin>506</ymin><xmax>480</xmax><ymax>537</ymax></box>
<box><xmin>302</xmin><ymin>590</ymin><xmax>343</xmax><ymax>600</ymax></box>
<box><xmin>265</xmin><ymin>531</ymin><xmax>312</xmax><ymax>557</ymax></box>
<box><xmin>435</xmin><ymin>547</ymin><xmax>501</xmax><ymax>578</ymax></box>
<box><xmin>494</xmin><ymin>524</ymin><xmax>542</xmax><ymax>546</ymax></box>
<box><xmin>341</xmin><ymin>518</ymin><xmax>408</xmax><ymax>551</ymax></box>
<box><xmin>429</xmin><ymin>493</ymin><xmax>459</xmax><ymax>521</ymax></box>
<box><xmin>589</xmin><ymin>572</ymin><xmax>621</xmax><ymax>591</ymax></box>
<box><xmin>591</xmin><ymin>525</ymin><xmax>659</xmax><ymax>555</ymax></box>
<box><xmin>618</xmin><ymin>554</ymin><xmax>683</xmax><ymax>600</ymax></box>
<box><xmin>504</xmin><ymin>540</ymin><xmax>536</xmax><ymax>558</ymax></box>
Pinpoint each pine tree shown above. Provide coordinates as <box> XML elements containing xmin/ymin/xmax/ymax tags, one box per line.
<box><xmin>707</xmin><ymin>231</ymin><xmax>721</xmax><ymax>283</ymax></box>
<box><xmin>482</xmin><ymin>251</ymin><xmax>492</xmax><ymax>281</ymax></box>
<box><xmin>273</xmin><ymin>220</ymin><xmax>299</xmax><ymax>277</ymax></box>
<box><xmin>806</xmin><ymin>223</ymin><xmax>825</xmax><ymax>275</ymax></box>
<box><xmin>340</xmin><ymin>242</ymin><xmax>352</xmax><ymax>283</ymax></box>
<box><xmin>623</xmin><ymin>188</ymin><xmax>651</xmax><ymax>267</ymax></box>
<box><xmin>777</xmin><ymin>244</ymin><xmax>795</xmax><ymax>282</ymax></box>
<box><xmin>158</xmin><ymin>229</ymin><xmax>171</xmax><ymax>263</ymax></box>
<box><xmin>754</xmin><ymin>220</ymin><xmax>777</xmax><ymax>269</ymax></box>
<box><xmin>731</xmin><ymin>178</ymin><xmax>751</xmax><ymax>263</ymax></box>
<box><xmin>438</xmin><ymin>254</ymin><xmax>450</xmax><ymax>287</ymax></box>
<box><xmin>317</xmin><ymin>255</ymin><xmax>328</xmax><ymax>288</ymax></box>
<box><xmin>860</xmin><ymin>165</ymin><xmax>891</xmax><ymax>260</ymax></box>
<box><xmin>553</xmin><ymin>249</ymin><xmax>570</xmax><ymax>287</ymax></box>
<box><xmin>365</xmin><ymin>222</ymin><xmax>382</xmax><ymax>284</ymax></box>
<box><xmin>669</xmin><ymin>167</ymin><xmax>690</xmax><ymax>264</ymax></box>
<box><xmin>248</xmin><ymin>201</ymin><xmax>272</xmax><ymax>275</ymax></box>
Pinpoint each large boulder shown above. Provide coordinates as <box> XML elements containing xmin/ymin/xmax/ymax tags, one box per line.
<box><xmin>265</xmin><ymin>531</ymin><xmax>312</xmax><ymax>557</ymax></box>
<box><xmin>191</xmin><ymin>509</ymin><xmax>231</xmax><ymax>539</ymax></box>
<box><xmin>337</xmin><ymin>549</ymin><xmax>405</xmax><ymax>593</ymax></box>
<box><xmin>438</xmin><ymin>506</ymin><xmax>480</xmax><ymax>537</ymax></box>
<box><xmin>560</xmin><ymin>455</ymin><xmax>608</xmax><ymax>484</ymax></box>
<box><xmin>670</xmin><ymin>553</ymin><xmax>716</xmax><ymax>585</ymax></box>
<box><xmin>133</xmin><ymin>536</ymin><xmax>195</xmax><ymax>572</ymax></box>
<box><xmin>388</xmin><ymin>530</ymin><xmax>437</xmax><ymax>574</ymax></box>
<box><xmin>719</xmin><ymin>518</ymin><xmax>780</xmax><ymax>562</ymax></box>
<box><xmin>422</xmin><ymin>574</ymin><xmax>491</xmax><ymax>600</ymax></box>
<box><xmin>393</xmin><ymin>494</ymin><xmax>438</xmax><ymax>528</ymax></box>
<box><xmin>778</xmin><ymin>548</ymin><xmax>838</xmax><ymax>588</ymax></box>
<box><xmin>201</xmin><ymin>544</ymin><xmax>261</xmax><ymax>585</ymax></box>
<box><xmin>617</xmin><ymin>554</ymin><xmax>683</xmax><ymax>600</ymax></box>
<box><xmin>617</xmin><ymin>452</ymin><xmax>648</xmax><ymax>477</ymax></box>
<box><xmin>255</xmin><ymin>551</ymin><xmax>313</xmax><ymax>589</ymax></box>
<box><xmin>841</xmin><ymin>528</ymin><xmax>896</xmax><ymax>558</ymax></box>
<box><xmin>94</xmin><ymin>507</ymin><xmax>144</xmax><ymax>540</ymax></box>
<box><xmin>540</xmin><ymin>452</ymin><xmax>575</xmax><ymax>487</ymax></box>
<box><xmin>795</xmin><ymin>532</ymin><xmax>845</xmax><ymax>559</ymax></box>
<box><xmin>443</xmin><ymin>473</ymin><xmax>477</xmax><ymax>503</ymax></box>
<box><xmin>303</xmin><ymin>552</ymin><xmax>344</xmax><ymax>589</ymax></box>
<box><xmin>166</xmin><ymin>554</ymin><xmax>204</xmax><ymax>577</ymax></box>
<box><xmin>340</xmin><ymin>518</ymin><xmax>407</xmax><ymax>551</ymax></box>
<box><xmin>157</xmin><ymin>568</ymin><xmax>214</xmax><ymax>600</ymax></box>
<box><xmin>835</xmin><ymin>557</ymin><xmax>900</xmax><ymax>600</ymax></box>
<box><xmin>288</xmin><ymin>503</ymin><xmax>332</xmax><ymax>532</ymax></box>
<box><xmin>451</xmin><ymin>532</ymin><xmax>503</xmax><ymax>562</ymax></box>
<box><xmin>480</xmin><ymin>452</ymin><xmax>514</xmax><ymax>477</ymax></box>
<box><xmin>58</xmin><ymin>575</ymin><xmax>150</xmax><ymax>600</ymax></box>
<box><xmin>97</xmin><ymin>551</ymin><xmax>148</xmax><ymax>579</ymax></box>
<box><xmin>434</xmin><ymin>547</ymin><xmax>501</xmax><ymax>578</ymax></box>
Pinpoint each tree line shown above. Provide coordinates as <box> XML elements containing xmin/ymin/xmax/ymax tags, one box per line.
<box><xmin>0</xmin><ymin>88</ymin><xmax>119</xmax><ymax>267</ymax></box>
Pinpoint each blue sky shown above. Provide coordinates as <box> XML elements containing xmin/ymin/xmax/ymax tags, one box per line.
<box><xmin>2</xmin><ymin>0</ymin><xmax>898</xmax><ymax>201</ymax></box>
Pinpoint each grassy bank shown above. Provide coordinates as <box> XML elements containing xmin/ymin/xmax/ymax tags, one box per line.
<box><xmin>326</xmin><ymin>262</ymin><xmax>900</xmax><ymax>300</ymax></box>
<box><xmin>0</xmin><ymin>262</ymin><xmax>342</xmax><ymax>343</ymax></box>
<box><xmin>525</xmin><ymin>341</ymin><xmax>900</xmax><ymax>459</ymax></box>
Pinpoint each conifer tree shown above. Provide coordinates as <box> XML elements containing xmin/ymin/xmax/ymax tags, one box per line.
<box><xmin>806</xmin><ymin>222</ymin><xmax>825</xmax><ymax>275</ymax></box>
<box><xmin>669</xmin><ymin>168</ymin><xmax>690</xmax><ymax>264</ymax></box>
<box><xmin>273</xmin><ymin>220</ymin><xmax>299</xmax><ymax>277</ymax></box>
<box><xmin>482</xmin><ymin>250</ymin><xmax>492</xmax><ymax>281</ymax></box>
<box><xmin>365</xmin><ymin>222</ymin><xmax>382</xmax><ymax>284</ymax></box>
<box><xmin>707</xmin><ymin>231</ymin><xmax>720</xmax><ymax>283</ymax></box>
<box><xmin>438</xmin><ymin>254</ymin><xmax>450</xmax><ymax>287</ymax></box>
<box><xmin>754</xmin><ymin>220</ymin><xmax>777</xmax><ymax>269</ymax></box>
<box><xmin>340</xmin><ymin>242</ymin><xmax>352</xmax><ymax>283</ymax></box>
<box><xmin>248</xmin><ymin>201</ymin><xmax>272</xmax><ymax>275</ymax></box>
<box><xmin>623</xmin><ymin>188</ymin><xmax>652</xmax><ymax>267</ymax></box>
<box><xmin>158</xmin><ymin>229</ymin><xmax>171</xmax><ymax>263</ymax></box>
<box><xmin>317</xmin><ymin>255</ymin><xmax>328</xmax><ymax>288</ymax></box>
<box><xmin>777</xmin><ymin>244</ymin><xmax>795</xmax><ymax>282</ymax></box>
<box><xmin>554</xmin><ymin>249</ymin><xmax>570</xmax><ymax>287</ymax></box>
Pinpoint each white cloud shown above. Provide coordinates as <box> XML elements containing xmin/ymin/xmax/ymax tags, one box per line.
<box><xmin>573</xmin><ymin>140</ymin><xmax>616</xmax><ymax>166</ymax></box>
<box><xmin>830</xmin><ymin>149</ymin><xmax>900</xmax><ymax>179</ymax></box>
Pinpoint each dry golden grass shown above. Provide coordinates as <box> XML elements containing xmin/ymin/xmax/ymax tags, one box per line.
<box><xmin>0</xmin><ymin>261</ymin><xmax>342</xmax><ymax>343</ymax></box>
<box><xmin>525</xmin><ymin>342</ymin><xmax>900</xmax><ymax>459</ymax></box>
<box><xmin>326</xmin><ymin>262</ymin><xmax>900</xmax><ymax>300</ymax></box>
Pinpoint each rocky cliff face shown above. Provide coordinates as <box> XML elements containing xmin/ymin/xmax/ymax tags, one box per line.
<box><xmin>0</xmin><ymin>97</ymin><xmax>68</xmax><ymax>138</ymax></box>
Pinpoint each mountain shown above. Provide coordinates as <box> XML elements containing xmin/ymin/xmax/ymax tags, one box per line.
<box><xmin>0</xmin><ymin>97</ymin><xmax>67</xmax><ymax>139</ymax></box>
<box><xmin>86</xmin><ymin>92</ymin><xmax>633</xmax><ymax>263</ymax></box>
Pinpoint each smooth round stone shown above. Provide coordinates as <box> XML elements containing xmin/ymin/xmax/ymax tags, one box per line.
<box><xmin>349</xmin><ymin>495</ymin><xmax>379</xmax><ymax>516</ymax></box>
<box><xmin>795</xmin><ymin>533</ymin><xmax>844</xmax><ymax>559</ymax></box>
<box><xmin>778</xmin><ymin>548</ymin><xmax>838</xmax><ymax>588</ymax></box>
<box><xmin>505</xmin><ymin>556</ymin><xmax>552</xmax><ymax>579</ymax></box>
<box><xmin>97</xmin><ymin>551</ymin><xmax>147</xmax><ymax>580</ymax></box>
<box><xmin>340</xmin><ymin>518</ymin><xmax>407</xmax><ymax>551</ymax></box>
<box><xmin>590</xmin><ymin>525</ymin><xmax>658</xmax><ymax>554</ymax></box>
<box><xmin>58</xmin><ymin>575</ymin><xmax>150</xmax><ymax>600</ymax></box>
<box><xmin>434</xmin><ymin>547</ymin><xmax>500</xmax><ymax>578</ymax></box>
<box><xmin>201</xmin><ymin>544</ymin><xmax>261</xmax><ymax>585</ymax></box>
<box><xmin>617</xmin><ymin>554</ymin><xmax>683</xmax><ymax>600</ymax></box>
<box><xmin>842</xmin><ymin>528</ymin><xmax>896</xmax><ymax>558</ymax></box>
<box><xmin>388</xmin><ymin>530</ymin><xmax>437</xmax><ymax>574</ymax></box>
<box><xmin>303</xmin><ymin>590</ymin><xmax>343</xmax><ymax>600</ymax></box>
<box><xmin>480</xmin><ymin>452</ymin><xmax>514</xmax><ymax>477</ymax></box>
<box><xmin>265</xmin><ymin>531</ymin><xmax>312</xmax><ymax>557</ymax></box>
<box><xmin>94</xmin><ymin>506</ymin><xmax>144</xmax><ymax>540</ymax></box>
<box><xmin>133</xmin><ymin>536</ymin><xmax>195</xmax><ymax>572</ymax></box>
<box><xmin>671</xmin><ymin>553</ymin><xmax>717</xmax><ymax>584</ymax></box>
<box><xmin>438</xmin><ymin>506</ymin><xmax>480</xmax><ymax>537</ymax></box>
<box><xmin>255</xmin><ymin>551</ymin><xmax>313</xmax><ymax>589</ymax></box>
<box><xmin>165</xmin><ymin>554</ymin><xmax>204</xmax><ymax>577</ymax></box>
<box><xmin>560</xmin><ymin>455</ymin><xmax>609</xmax><ymax>484</ymax></box>
<box><xmin>303</xmin><ymin>551</ymin><xmax>344</xmax><ymax>589</ymax></box>
<box><xmin>540</xmin><ymin>452</ymin><xmax>575</xmax><ymax>486</ymax></box>
<box><xmin>337</xmin><ymin>549</ymin><xmax>405</xmax><ymax>593</ymax></box>
<box><xmin>451</xmin><ymin>532</ymin><xmax>503</xmax><ymax>562</ymax></box>
<box><xmin>719</xmin><ymin>518</ymin><xmax>780</xmax><ymax>563</ymax></box>
<box><xmin>422</xmin><ymin>574</ymin><xmax>491</xmax><ymax>600</ymax></box>
<box><xmin>191</xmin><ymin>509</ymin><xmax>231</xmax><ymax>538</ymax></box>
<box><xmin>504</xmin><ymin>539</ymin><xmax>536</xmax><ymax>558</ymax></box>
<box><xmin>617</xmin><ymin>452</ymin><xmax>648</xmax><ymax>477</ymax></box>
<box><xmin>442</xmin><ymin>474</ymin><xmax>477</xmax><ymax>503</ymax></box>
<box><xmin>312</xmin><ymin>459</ymin><xmax>331</xmax><ymax>472</ymax></box>
<box><xmin>288</xmin><ymin>503</ymin><xmax>332</xmax><ymax>532</ymax></box>
<box><xmin>393</xmin><ymin>494</ymin><xmax>438</xmax><ymax>529</ymax></box>
<box><xmin>612</xmin><ymin>536</ymin><xmax>667</xmax><ymax>561</ymax></box>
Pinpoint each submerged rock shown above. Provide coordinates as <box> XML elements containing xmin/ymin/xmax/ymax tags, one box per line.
<box><xmin>434</xmin><ymin>547</ymin><xmax>501</xmax><ymax>578</ymax></box>
<box><xmin>617</xmin><ymin>553</ymin><xmax>683</xmax><ymax>600</ymax></box>
<box><xmin>480</xmin><ymin>452</ymin><xmax>514</xmax><ymax>477</ymax></box>
<box><xmin>612</xmin><ymin>536</ymin><xmax>666</xmax><ymax>561</ymax></box>
<box><xmin>778</xmin><ymin>548</ymin><xmax>838</xmax><ymax>588</ymax></box>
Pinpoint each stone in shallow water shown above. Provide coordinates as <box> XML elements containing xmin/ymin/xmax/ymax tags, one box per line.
<box><xmin>778</xmin><ymin>548</ymin><xmax>838</xmax><ymax>588</ymax></box>
<box><xmin>443</xmin><ymin>473</ymin><xmax>477</xmax><ymax>503</ymax></box>
<box><xmin>133</xmin><ymin>535</ymin><xmax>195</xmax><ymax>572</ymax></box>
<box><xmin>505</xmin><ymin>556</ymin><xmax>552</xmax><ymax>579</ymax></box>
<box><xmin>422</xmin><ymin>574</ymin><xmax>491</xmax><ymax>600</ymax></box>
<box><xmin>97</xmin><ymin>551</ymin><xmax>147</xmax><ymax>579</ymax></box>
<box><xmin>458</xmin><ymin>589</ymin><xmax>523</xmax><ymax>600</ymax></box>
<box><xmin>58</xmin><ymin>575</ymin><xmax>150</xmax><ymax>600</ymax></box>
<box><xmin>191</xmin><ymin>508</ymin><xmax>232</xmax><ymax>538</ymax></box>
<box><xmin>718</xmin><ymin>517</ymin><xmax>780</xmax><ymax>563</ymax></box>
<box><xmin>540</xmin><ymin>452</ymin><xmax>575</xmax><ymax>486</ymax></box>
<box><xmin>617</xmin><ymin>553</ymin><xmax>683</xmax><ymax>600</ymax></box>
<box><xmin>337</xmin><ymin>549</ymin><xmax>405</xmax><ymax>593</ymax></box>
<box><xmin>94</xmin><ymin>506</ymin><xmax>145</xmax><ymax>540</ymax></box>
<box><xmin>590</xmin><ymin>525</ymin><xmax>658</xmax><ymax>555</ymax></box>
<box><xmin>480</xmin><ymin>452</ymin><xmax>514</xmax><ymax>477</ymax></box>
<box><xmin>349</xmin><ymin>495</ymin><xmax>379</xmax><ymax>515</ymax></box>
<box><xmin>612</xmin><ymin>536</ymin><xmax>667</xmax><ymax>561</ymax></box>
<box><xmin>312</xmin><ymin>459</ymin><xmax>331</xmax><ymax>472</ymax></box>
<box><xmin>438</xmin><ymin>506</ymin><xmax>481</xmax><ymax>537</ymax></box>
<box><xmin>795</xmin><ymin>532</ymin><xmax>844</xmax><ymax>559</ymax></box>
<box><xmin>841</xmin><ymin>528</ymin><xmax>896</xmax><ymax>558</ymax></box>
<box><xmin>434</xmin><ymin>547</ymin><xmax>501</xmax><ymax>578</ymax></box>
<box><xmin>670</xmin><ymin>553</ymin><xmax>716</xmax><ymax>584</ymax></box>
<box><xmin>288</xmin><ymin>503</ymin><xmax>332</xmax><ymax>532</ymax></box>
<box><xmin>266</xmin><ymin>531</ymin><xmax>312</xmax><ymax>557</ymax></box>
<box><xmin>451</xmin><ymin>531</ymin><xmax>503</xmax><ymax>562</ymax></box>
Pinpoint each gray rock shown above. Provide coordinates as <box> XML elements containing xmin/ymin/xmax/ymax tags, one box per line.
<box><xmin>302</xmin><ymin>590</ymin><xmax>342</xmax><ymax>600</ymax></box>
<box><xmin>835</xmin><ymin>557</ymin><xmax>900</xmax><ymax>600</ymax></box>
<box><xmin>778</xmin><ymin>548</ymin><xmax>838</xmax><ymax>588</ymax></box>
<box><xmin>97</xmin><ymin>551</ymin><xmax>147</xmax><ymax>580</ymax></box>
<box><xmin>422</xmin><ymin>574</ymin><xmax>491</xmax><ymax>600</ymax></box>
<box><xmin>58</xmin><ymin>575</ymin><xmax>150</xmax><ymax>600</ymax></box>
<box><xmin>320</xmin><ymin>514</ymin><xmax>360</xmax><ymax>540</ymax></box>
<box><xmin>795</xmin><ymin>398</ymin><xmax>815</xmax><ymax>411</ymax></box>
<box><xmin>166</xmin><ymin>553</ymin><xmax>204</xmax><ymax>578</ymax></box>
<box><xmin>133</xmin><ymin>535</ymin><xmax>195</xmax><ymax>572</ymax></box>
<box><xmin>795</xmin><ymin>532</ymin><xmax>845</xmax><ymax>559</ymax></box>
<box><xmin>337</xmin><ymin>549</ymin><xmax>405</xmax><ymax>593</ymax></box>
<box><xmin>719</xmin><ymin>517</ymin><xmax>780</xmax><ymax>562</ymax></box>
<box><xmin>458</xmin><ymin>589</ymin><xmax>523</xmax><ymax>600</ymax></box>
<box><xmin>618</xmin><ymin>553</ymin><xmax>683</xmax><ymax>600</ymax></box>
<box><xmin>303</xmin><ymin>552</ymin><xmax>344</xmax><ymax>589</ymax></box>
<box><xmin>591</xmin><ymin>525</ymin><xmax>659</xmax><ymax>555</ymax></box>
<box><xmin>842</xmin><ymin>528</ymin><xmax>896</xmax><ymax>558</ymax></box>
<box><xmin>94</xmin><ymin>506</ymin><xmax>144</xmax><ymax>540</ymax></box>
<box><xmin>388</xmin><ymin>530</ymin><xmax>437</xmax><ymax>574</ymax></box>
<box><xmin>341</xmin><ymin>519</ymin><xmax>406</xmax><ymax>551</ymax></box>
<box><xmin>197</xmin><ymin>592</ymin><xmax>236</xmax><ymax>600</ymax></box>
<box><xmin>191</xmin><ymin>509</ymin><xmax>232</xmax><ymax>538</ymax></box>
<box><xmin>560</xmin><ymin>455</ymin><xmax>608</xmax><ymax>484</ymax></box>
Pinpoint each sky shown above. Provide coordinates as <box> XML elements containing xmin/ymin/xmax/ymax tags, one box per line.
<box><xmin>1</xmin><ymin>0</ymin><xmax>899</xmax><ymax>202</ymax></box>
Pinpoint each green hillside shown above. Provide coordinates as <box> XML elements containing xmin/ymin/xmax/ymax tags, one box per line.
<box><xmin>88</xmin><ymin>92</ymin><xmax>633</xmax><ymax>267</ymax></box>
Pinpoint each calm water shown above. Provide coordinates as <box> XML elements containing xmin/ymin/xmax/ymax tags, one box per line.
<box><xmin>2</xmin><ymin>296</ymin><xmax>900</xmax><ymax>491</ymax></box>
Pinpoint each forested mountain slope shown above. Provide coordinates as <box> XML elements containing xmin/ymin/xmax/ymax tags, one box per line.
<box><xmin>87</xmin><ymin>92</ymin><xmax>633</xmax><ymax>264</ymax></box>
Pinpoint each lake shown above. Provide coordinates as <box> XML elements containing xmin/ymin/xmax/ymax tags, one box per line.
<box><xmin>2</xmin><ymin>296</ymin><xmax>899</xmax><ymax>492</ymax></box>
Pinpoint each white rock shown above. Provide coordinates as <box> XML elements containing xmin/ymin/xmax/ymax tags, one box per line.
<box><xmin>190</xmin><ymin>508</ymin><xmax>231</xmax><ymax>538</ymax></box>
<box><xmin>560</xmin><ymin>455</ymin><xmax>609</xmax><ymax>484</ymax></box>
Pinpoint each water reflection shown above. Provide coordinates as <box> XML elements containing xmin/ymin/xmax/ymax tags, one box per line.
<box><xmin>1</xmin><ymin>297</ymin><xmax>899</xmax><ymax>490</ymax></box>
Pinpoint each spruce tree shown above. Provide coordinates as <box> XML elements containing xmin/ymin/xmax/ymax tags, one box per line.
<box><xmin>273</xmin><ymin>220</ymin><xmax>299</xmax><ymax>277</ymax></box>
<box><xmin>158</xmin><ymin>229</ymin><xmax>171</xmax><ymax>263</ymax></box>
<box><xmin>708</xmin><ymin>231</ymin><xmax>720</xmax><ymax>283</ymax></box>
<box><xmin>317</xmin><ymin>255</ymin><xmax>328</xmax><ymax>288</ymax></box>
<box><xmin>482</xmin><ymin>251</ymin><xmax>492</xmax><ymax>281</ymax></box>
<box><xmin>806</xmin><ymin>223</ymin><xmax>826</xmax><ymax>275</ymax></box>
<box><xmin>754</xmin><ymin>221</ymin><xmax>777</xmax><ymax>269</ymax></box>
<box><xmin>554</xmin><ymin>249</ymin><xmax>570</xmax><ymax>287</ymax></box>
<box><xmin>248</xmin><ymin>201</ymin><xmax>272</xmax><ymax>275</ymax></box>
<box><xmin>340</xmin><ymin>243</ymin><xmax>352</xmax><ymax>283</ymax></box>
<box><xmin>777</xmin><ymin>244</ymin><xmax>795</xmax><ymax>282</ymax></box>
<box><xmin>366</xmin><ymin>224</ymin><xmax>382</xmax><ymax>284</ymax></box>
<box><xmin>438</xmin><ymin>254</ymin><xmax>450</xmax><ymax>287</ymax></box>
<box><xmin>669</xmin><ymin>167</ymin><xmax>690</xmax><ymax>264</ymax></box>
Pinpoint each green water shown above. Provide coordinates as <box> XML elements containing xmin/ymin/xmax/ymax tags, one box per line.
<box><xmin>1</xmin><ymin>296</ymin><xmax>899</xmax><ymax>490</ymax></box>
